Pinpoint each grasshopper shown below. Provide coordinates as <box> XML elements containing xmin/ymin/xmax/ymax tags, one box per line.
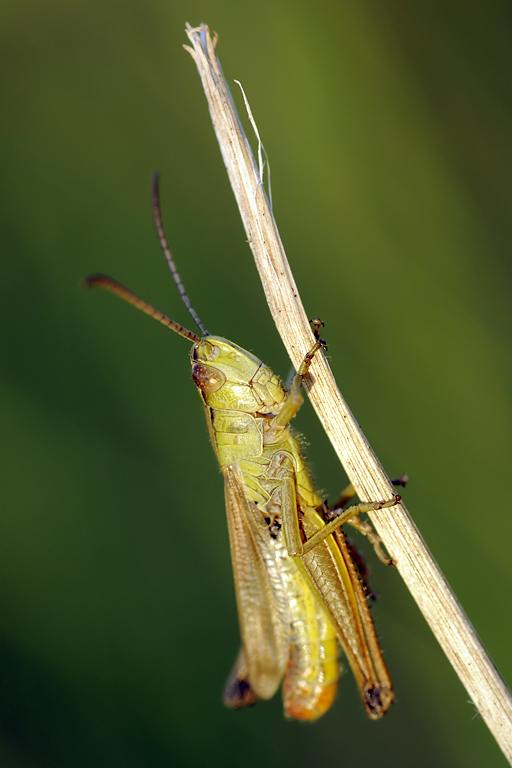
<box><xmin>84</xmin><ymin>173</ymin><xmax>401</xmax><ymax>721</ymax></box>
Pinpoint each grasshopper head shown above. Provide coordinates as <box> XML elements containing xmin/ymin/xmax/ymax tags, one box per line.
<box><xmin>191</xmin><ymin>336</ymin><xmax>287</xmax><ymax>414</ymax></box>
<box><xmin>84</xmin><ymin>178</ymin><xmax>287</xmax><ymax>416</ymax></box>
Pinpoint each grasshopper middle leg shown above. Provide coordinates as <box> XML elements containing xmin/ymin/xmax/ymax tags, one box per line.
<box><xmin>273</xmin><ymin>327</ymin><xmax>401</xmax><ymax>559</ymax></box>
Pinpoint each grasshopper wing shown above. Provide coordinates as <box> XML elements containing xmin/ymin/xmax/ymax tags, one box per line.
<box><xmin>223</xmin><ymin>464</ymin><xmax>289</xmax><ymax>701</ymax></box>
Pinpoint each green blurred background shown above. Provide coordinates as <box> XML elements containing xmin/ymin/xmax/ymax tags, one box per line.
<box><xmin>2</xmin><ymin>1</ymin><xmax>512</xmax><ymax>766</ymax></box>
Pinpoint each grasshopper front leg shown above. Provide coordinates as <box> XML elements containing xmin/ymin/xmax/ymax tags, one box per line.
<box><xmin>272</xmin><ymin>337</ymin><xmax>326</xmax><ymax>428</ymax></box>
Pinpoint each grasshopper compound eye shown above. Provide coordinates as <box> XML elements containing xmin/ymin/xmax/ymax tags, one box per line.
<box><xmin>192</xmin><ymin>363</ymin><xmax>226</xmax><ymax>394</ymax></box>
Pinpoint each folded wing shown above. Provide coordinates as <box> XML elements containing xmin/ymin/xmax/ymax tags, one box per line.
<box><xmin>223</xmin><ymin>465</ymin><xmax>289</xmax><ymax>701</ymax></box>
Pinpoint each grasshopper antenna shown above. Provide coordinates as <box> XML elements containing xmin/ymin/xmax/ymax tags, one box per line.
<box><xmin>82</xmin><ymin>274</ymin><xmax>203</xmax><ymax>344</ymax></box>
<box><xmin>152</xmin><ymin>171</ymin><xmax>210</xmax><ymax>337</ymax></box>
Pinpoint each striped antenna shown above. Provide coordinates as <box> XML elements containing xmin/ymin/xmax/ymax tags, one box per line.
<box><xmin>152</xmin><ymin>171</ymin><xmax>210</xmax><ymax>337</ymax></box>
<box><xmin>82</xmin><ymin>274</ymin><xmax>203</xmax><ymax>344</ymax></box>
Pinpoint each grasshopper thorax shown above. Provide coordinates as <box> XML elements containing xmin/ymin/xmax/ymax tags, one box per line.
<box><xmin>191</xmin><ymin>336</ymin><xmax>287</xmax><ymax>415</ymax></box>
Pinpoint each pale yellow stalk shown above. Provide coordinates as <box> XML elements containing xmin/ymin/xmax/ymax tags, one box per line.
<box><xmin>184</xmin><ymin>23</ymin><xmax>512</xmax><ymax>763</ymax></box>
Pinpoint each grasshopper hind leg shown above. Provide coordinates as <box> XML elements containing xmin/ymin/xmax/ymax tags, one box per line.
<box><xmin>223</xmin><ymin>647</ymin><xmax>259</xmax><ymax>710</ymax></box>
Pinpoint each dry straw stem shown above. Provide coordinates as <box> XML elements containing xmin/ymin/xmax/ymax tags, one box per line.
<box><xmin>185</xmin><ymin>23</ymin><xmax>512</xmax><ymax>762</ymax></box>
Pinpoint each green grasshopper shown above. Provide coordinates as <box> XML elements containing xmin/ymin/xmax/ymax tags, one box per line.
<box><xmin>84</xmin><ymin>173</ymin><xmax>401</xmax><ymax>721</ymax></box>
